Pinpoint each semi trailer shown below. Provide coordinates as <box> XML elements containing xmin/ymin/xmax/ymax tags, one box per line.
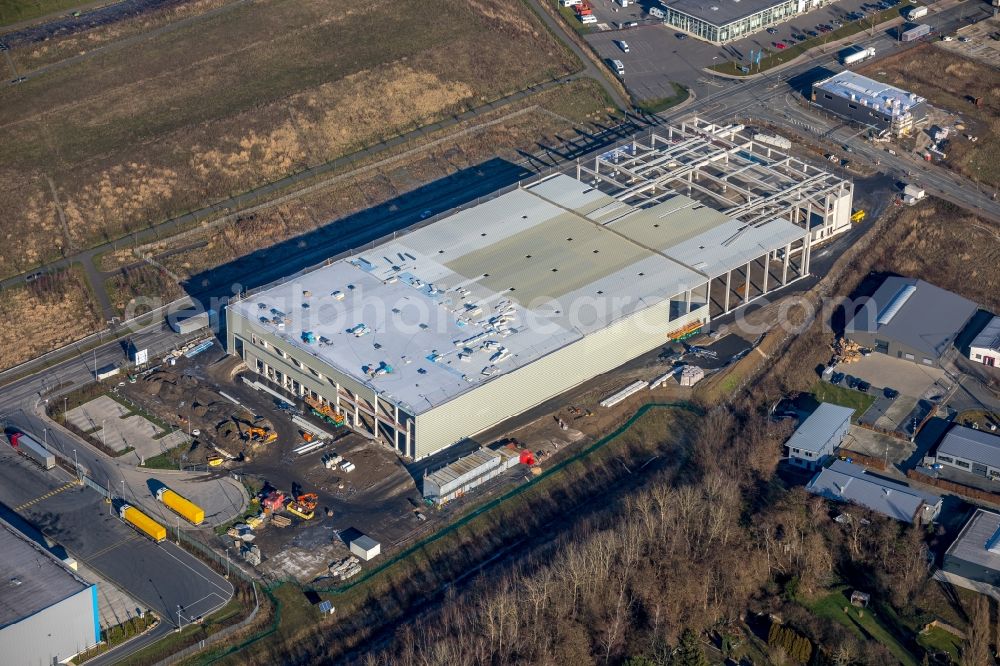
<box><xmin>155</xmin><ymin>487</ymin><xmax>205</xmax><ymax>526</ymax></box>
<box><xmin>119</xmin><ymin>504</ymin><xmax>167</xmax><ymax>542</ymax></box>
<box><xmin>9</xmin><ymin>432</ymin><xmax>56</xmax><ymax>470</ymax></box>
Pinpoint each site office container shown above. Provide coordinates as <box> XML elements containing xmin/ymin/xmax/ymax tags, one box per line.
<box><xmin>9</xmin><ymin>432</ymin><xmax>56</xmax><ymax>470</ymax></box>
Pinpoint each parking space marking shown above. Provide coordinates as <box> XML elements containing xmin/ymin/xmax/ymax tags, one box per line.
<box><xmin>88</xmin><ymin>532</ymin><xmax>142</xmax><ymax>561</ymax></box>
<box><xmin>14</xmin><ymin>479</ymin><xmax>81</xmax><ymax>511</ymax></box>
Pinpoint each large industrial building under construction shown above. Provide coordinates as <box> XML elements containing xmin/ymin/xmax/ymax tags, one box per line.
<box><xmin>226</xmin><ymin>119</ymin><xmax>854</xmax><ymax>460</ymax></box>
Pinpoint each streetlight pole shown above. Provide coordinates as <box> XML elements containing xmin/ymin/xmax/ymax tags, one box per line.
<box><xmin>102</xmin><ymin>420</ymin><xmax>106</xmax><ymax>448</ymax></box>
<box><xmin>176</xmin><ymin>606</ymin><xmax>183</xmax><ymax>632</ymax></box>
<box><xmin>73</xmin><ymin>449</ymin><xmax>78</xmax><ymax>480</ymax></box>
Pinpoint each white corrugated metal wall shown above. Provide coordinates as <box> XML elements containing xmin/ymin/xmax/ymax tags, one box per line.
<box><xmin>414</xmin><ymin>302</ymin><xmax>705</xmax><ymax>458</ymax></box>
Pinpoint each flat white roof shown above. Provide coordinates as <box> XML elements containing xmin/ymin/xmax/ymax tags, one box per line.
<box><xmin>815</xmin><ymin>71</ymin><xmax>925</xmax><ymax>118</ymax></box>
<box><xmin>232</xmin><ymin>174</ymin><xmax>805</xmax><ymax>414</ymax></box>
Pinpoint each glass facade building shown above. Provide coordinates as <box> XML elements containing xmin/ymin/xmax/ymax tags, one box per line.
<box><xmin>661</xmin><ymin>0</ymin><xmax>834</xmax><ymax>44</ymax></box>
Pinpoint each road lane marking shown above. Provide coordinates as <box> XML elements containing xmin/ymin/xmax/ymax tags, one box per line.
<box><xmin>14</xmin><ymin>479</ymin><xmax>81</xmax><ymax>511</ymax></box>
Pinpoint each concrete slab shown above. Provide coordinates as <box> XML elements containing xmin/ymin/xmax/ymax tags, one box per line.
<box><xmin>841</xmin><ymin>424</ymin><xmax>914</xmax><ymax>467</ymax></box>
<box><xmin>66</xmin><ymin>396</ymin><xmax>131</xmax><ymax>443</ymax></box>
<box><xmin>838</xmin><ymin>353</ymin><xmax>945</xmax><ymax>397</ymax></box>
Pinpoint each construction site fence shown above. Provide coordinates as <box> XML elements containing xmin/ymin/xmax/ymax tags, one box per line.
<box><xmin>191</xmin><ymin>401</ymin><xmax>702</xmax><ymax>665</ymax></box>
<box><xmin>149</xmin><ymin>582</ymin><xmax>262</xmax><ymax>666</ymax></box>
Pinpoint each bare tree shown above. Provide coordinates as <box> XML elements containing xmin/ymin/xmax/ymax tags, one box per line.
<box><xmin>965</xmin><ymin>594</ymin><xmax>992</xmax><ymax>666</ymax></box>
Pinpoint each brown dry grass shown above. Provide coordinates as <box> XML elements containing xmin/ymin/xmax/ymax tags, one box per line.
<box><xmin>873</xmin><ymin>199</ymin><xmax>1000</xmax><ymax>312</ymax></box>
<box><xmin>138</xmin><ymin>79</ymin><xmax>612</xmax><ymax>280</ymax></box>
<box><xmin>0</xmin><ymin>268</ymin><xmax>102</xmax><ymax>369</ymax></box>
<box><xmin>858</xmin><ymin>45</ymin><xmax>1000</xmax><ymax>189</ymax></box>
<box><xmin>0</xmin><ymin>0</ymin><xmax>579</xmax><ymax>277</ymax></box>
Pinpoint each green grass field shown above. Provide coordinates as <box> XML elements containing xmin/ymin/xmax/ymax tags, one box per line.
<box><xmin>806</xmin><ymin>589</ymin><xmax>919</xmax><ymax>666</ymax></box>
<box><xmin>811</xmin><ymin>381</ymin><xmax>876</xmax><ymax>421</ymax></box>
<box><xmin>0</xmin><ymin>0</ymin><xmax>99</xmax><ymax>27</ymax></box>
<box><xmin>916</xmin><ymin>626</ymin><xmax>961</xmax><ymax>664</ymax></box>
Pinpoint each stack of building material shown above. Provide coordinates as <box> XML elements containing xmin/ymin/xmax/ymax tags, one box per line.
<box><xmin>679</xmin><ymin>365</ymin><xmax>705</xmax><ymax>387</ymax></box>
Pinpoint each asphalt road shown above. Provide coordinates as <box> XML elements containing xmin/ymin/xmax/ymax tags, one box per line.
<box><xmin>0</xmin><ymin>444</ymin><xmax>232</xmax><ymax>629</ymax></box>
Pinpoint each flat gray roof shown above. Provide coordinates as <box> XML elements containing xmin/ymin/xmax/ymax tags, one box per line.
<box><xmin>426</xmin><ymin>448</ymin><xmax>499</xmax><ymax>489</ymax></box>
<box><xmin>662</xmin><ymin>0</ymin><xmax>791</xmax><ymax>26</ymax></box>
<box><xmin>786</xmin><ymin>402</ymin><xmax>854</xmax><ymax>454</ymax></box>
<box><xmin>814</xmin><ymin>71</ymin><xmax>926</xmax><ymax>119</ymax></box>
<box><xmin>232</xmin><ymin>175</ymin><xmax>804</xmax><ymax>414</ymax></box>
<box><xmin>972</xmin><ymin>316</ymin><xmax>1000</xmax><ymax>354</ymax></box>
<box><xmin>946</xmin><ymin>509</ymin><xmax>1000</xmax><ymax>571</ymax></box>
<box><xmin>846</xmin><ymin>276</ymin><xmax>978</xmax><ymax>359</ymax></box>
<box><xmin>0</xmin><ymin>518</ymin><xmax>90</xmax><ymax>629</ymax></box>
<box><xmin>938</xmin><ymin>425</ymin><xmax>1000</xmax><ymax>470</ymax></box>
<box><xmin>807</xmin><ymin>460</ymin><xmax>941</xmax><ymax>523</ymax></box>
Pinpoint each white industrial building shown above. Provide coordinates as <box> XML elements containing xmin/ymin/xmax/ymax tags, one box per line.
<box><xmin>970</xmin><ymin>316</ymin><xmax>1000</xmax><ymax>368</ymax></box>
<box><xmin>0</xmin><ymin>518</ymin><xmax>100</xmax><ymax>665</ymax></box>
<box><xmin>226</xmin><ymin>120</ymin><xmax>854</xmax><ymax>460</ymax></box>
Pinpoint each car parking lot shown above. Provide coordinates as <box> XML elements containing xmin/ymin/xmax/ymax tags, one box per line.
<box><xmin>579</xmin><ymin>0</ymin><xmax>914</xmax><ymax>102</ymax></box>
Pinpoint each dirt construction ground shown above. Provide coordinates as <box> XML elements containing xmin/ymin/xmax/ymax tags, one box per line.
<box><xmin>858</xmin><ymin>44</ymin><xmax>1000</xmax><ymax>190</ymax></box>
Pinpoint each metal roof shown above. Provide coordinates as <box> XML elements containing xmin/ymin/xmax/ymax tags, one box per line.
<box><xmin>350</xmin><ymin>535</ymin><xmax>380</xmax><ymax>551</ymax></box>
<box><xmin>845</xmin><ymin>276</ymin><xmax>978</xmax><ymax>359</ymax></box>
<box><xmin>946</xmin><ymin>509</ymin><xmax>1000</xmax><ymax>571</ymax></box>
<box><xmin>972</xmin><ymin>316</ymin><xmax>1000</xmax><ymax>353</ymax></box>
<box><xmin>233</xmin><ymin>171</ymin><xmax>808</xmax><ymax>414</ymax></box>
<box><xmin>661</xmin><ymin>0</ymin><xmax>794</xmax><ymax>27</ymax></box>
<box><xmin>806</xmin><ymin>460</ymin><xmax>941</xmax><ymax>523</ymax></box>
<box><xmin>785</xmin><ymin>402</ymin><xmax>854</xmax><ymax>454</ymax></box>
<box><xmin>425</xmin><ymin>447</ymin><xmax>499</xmax><ymax>488</ymax></box>
<box><xmin>937</xmin><ymin>425</ymin><xmax>1000</xmax><ymax>470</ymax></box>
<box><xmin>0</xmin><ymin>518</ymin><xmax>90</xmax><ymax>629</ymax></box>
<box><xmin>814</xmin><ymin>71</ymin><xmax>926</xmax><ymax>119</ymax></box>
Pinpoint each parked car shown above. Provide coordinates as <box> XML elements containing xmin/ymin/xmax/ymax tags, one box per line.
<box><xmin>884</xmin><ymin>387</ymin><xmax>900</xmax><ymax>399</ymax></box>
<box><xmin>807</xmin><ymin>30</ymin><xmax>819</xmax><ymax>37</ymax></box>
<box><xmin>766</xmin><ymin>27</ymin><xmax>778</xmax><ymax>34</ymax></box>
<box><xmin>775</xmin><ymin>42</ymin><xmax>787</xmax><ymax>49</ymax></box>
<box><xmin>846</xmin><ymin>375</ymin><xmax>860</xmax><ymax>389</ymax></box>
<box><xmin>831</xmin><ymin>372</ymin><xmax>846</xmax><ymax>385</ymax></box>
<box><xmin>676</xmin><ymin>33</ymin><xmax>687</xmax><ymax>39</ymax></box>
<box><xmin>857</xmin><ymin>380</ymin><xmax>871</xmax><ymax>393</ymax></box>
<box><xmin>792</xmin><ymin>33</ymin><xmax>807</xmax><ymax>41</ymax></box>
<box><xmin>618</xmin><ymin>40</ymin><xmax>630</xmax><ymax>52</ymax></box>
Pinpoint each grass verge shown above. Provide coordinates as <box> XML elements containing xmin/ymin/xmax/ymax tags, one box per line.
<box><xmin>637</xmin><ymin>83</ymin><xmax>689</xmax><ymax>114</ymax></box>
<box><xmin>916</xmin><ymin>625</ymin><xmax>961</xmax><ymax>664</ymax></box>
<box><xmin>0</xmin><ymin>0</ymin><xmax>98</xmax><ymax>26</ymax></box>
<box><xmin>71</xmin><ymin>613</ymin><xmax>157</xmax><ymax>664</ymax></box>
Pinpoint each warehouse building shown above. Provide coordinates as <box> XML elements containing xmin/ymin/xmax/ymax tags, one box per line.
<box><xmin>785</xmin><ymin>402</ymin><xmax>854</xmax><ymax>469</ymax></box>
<box><xmin>0</xmin><ymin>518</ymin><xmax>100</xmax><ymax>664</ymax></box>
<box><xmin>811</xmin><ymin>71</ymin><xmax>928</xmax><ymax>137</ymax></box>
<box><xmin>806</xmin><ymin>460</ymin><xmax>942</xmax><ymax>523</ymax></box>
<box><xmin>844</xmin><ymin>276</ymin><xmax>977</xmax><ymax>367</ymax></box>
<box><xmin>969</xmin><ymin>315</ymin><xmax>1000</xmax><ymax>367</ymax></box>
<box><xmin>659</xmin><ymin>0</ymin><xmax>835</xmax><ymax>44</ymax></box>
<box><xmin>941</xmin><ymin>509</ymin><xmax>1000</xmax><ymax>591</ymax></box>
<box><xmin>928</xmin><ymin>425</ymin><xmax>1000</xmax><ymax>480</ymax></box>
<box><xmin>226</xmin><ymin>120</ymin><xmax>853</xmax><ymax>460</ymax></box>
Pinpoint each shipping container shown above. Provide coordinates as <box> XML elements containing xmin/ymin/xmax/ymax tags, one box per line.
<box><xmin>95</xmin><ymin>364</ymin><xmax>120</xmax><ymax>381</ymax></box>
<box><xmin>168</xmin><ymin>309</ymin><xmax>218</xmax><ymax>335</ymax></box>
<box><xmin>9</xmin><ymin>432</ymin><xmax>56</xmax><ymax>470</ymax></box>
<box><xmin>155</xmin><ymin>487</ymin><xmax>205</xmax><ymax>525</ymax></box>
<box><xmin>120</xmin><ymin>504</ymin><xmax>167</xmax><ymax>542</ymax></box>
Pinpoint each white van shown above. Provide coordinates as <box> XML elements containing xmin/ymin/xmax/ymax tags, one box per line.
<box><xmin>618</xmin><ymin>40</ymin><xmax>630</xmax><ymax>53</ymax></box>
<box><xmin>579</xmin><ymin>13</ymin><xmax>597</xmax><ymax>24</ymax></box>
<box><xmin>611</xmin><ymin>59</ymin><xmax>625</xmax><ymax>76</ymax></box>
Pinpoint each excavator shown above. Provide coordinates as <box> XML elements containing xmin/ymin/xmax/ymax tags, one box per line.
<box><xmin>286</xmin><ymin>493</ymin><xmax>319</xmax><ymax>520</ymax></box>
<box><xmin>235</xmin><ymin>419</ymin><xmax>278</xmax><ymax>444</ymax></box>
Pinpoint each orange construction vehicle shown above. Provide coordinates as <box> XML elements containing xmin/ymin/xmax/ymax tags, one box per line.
<box><xmin>287</xmin><ymin>493</ymin><xmax>318</xmax><ymax>520</ymax></box>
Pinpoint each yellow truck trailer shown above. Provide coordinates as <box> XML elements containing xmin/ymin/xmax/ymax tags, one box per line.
<box><xmin>155</xmin><ymin>487</ymin><xmax>205</xmax><ymax>526</ymax></box>
<box><xmin>120</xmin><ymin>504</ymin><xmax>167</xmax><ymax>542</ymax></box>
